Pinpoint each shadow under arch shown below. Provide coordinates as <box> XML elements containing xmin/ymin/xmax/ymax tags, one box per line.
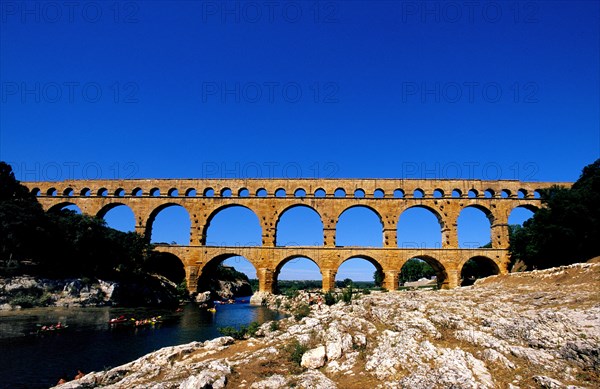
<box><xmin>274</xmin><ymin>255</ymin><xmax>322</xmax><ymax>292</ymax></box>
<box><xmin>47</xmin><ymin>202</ymin><xmax>81</xmax><ymax>213</ymax></box>
<box><xmin>203</xmin><ymin>204</ymin><xmax>262</xmax><ymax>246</ymax></box>
<box><xmin>146</xmin><ymin>203</ymin><xmax>192</xmax><ymax>245</ymax></box>
<box><xmin>402</xmin><ymin>255</ymin><xmax>448</xmax><ymax>289</ymax></box>
<box><xmin>460</xmin><ymin>255</ymin><xmax>500</xmax><ymax>286</ymax></box>
<box><xmin>275</xmin><ymin>203</ymin><xmax>324</xmax><ymax>246</ymax></box>
<box><xmin>146</xmin><ymin>251</ymin><xmax>186</xmax><ymax>284</ymax></box>
<box><xmin>196</xmin><ymin>253</ymin><xmax>257</xmax><ymax>295</ymax></box>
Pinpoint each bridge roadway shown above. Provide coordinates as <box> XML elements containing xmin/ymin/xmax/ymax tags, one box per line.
<box><xmin>23</xmin><ymin>178</ymin><xmax>571</xmax><ymax>292</ymax></box>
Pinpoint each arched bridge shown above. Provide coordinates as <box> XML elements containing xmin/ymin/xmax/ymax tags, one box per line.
<box><xmin>23</xmin><ymin>178</ymin><xmax>570</xmax><ymax>292</ymax></box>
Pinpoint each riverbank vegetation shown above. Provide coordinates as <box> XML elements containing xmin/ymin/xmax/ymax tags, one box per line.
<box><xmin>0</xmin><ymin>162</ymin><xmax>153</xmax><ymax>280</ymax></box>
<box><xmin>510</xmin><ymin>159</ymin><xmax>600</xmax><ymax>269</ymax></box>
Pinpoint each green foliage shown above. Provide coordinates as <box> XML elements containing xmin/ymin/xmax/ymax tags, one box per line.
<box><xmin>341</xmin><ymin>284</ymin><xmax>353</xmax><ymax>304</ymax></box>
<box><xmin>176</xmin><ymin>280</ymin><xmax>189</xmax><ymax>300</ymax></box>
<box><xmin>400</xmin><ymin>258</ymin><xmax>435</xmax><ymax>283</ymax></box>
<box><xmin>269</xmin><ymin>321</ymin><xmax>280</xmax><ymax>331</ymax></box>
<box><xmin>8</xmin><ymin>288</ymin><xmax>54</xmax><ymax>308</ymax></box>
<box><xmin>285</xmin><ymin>339</ymin><xmax>308</xmax><ymax>366</ymax></box>
<box><xmin>285</xmin><ymin>287</ymin><xmax>300</xmax><ymax>299</ymax></box>
<box><xmin>336</xmin><ymin>278</ymin><xmax>353</xmax><ymax>288</ymax></box>
<box><xmin>217</xmin><ymin>321</ymin><xmax>261</xmax><ymax>340</ymax></box>
<box><xmin>0</xmin><ymin>162</ymin><xmax>154</xmax><ymax>280</ymax></box>
<box><xmin>373</xmin><ymin>269</ymin><xmax>384</xmax><ymax>287</ymax></box>
<box><xmin>247</xmin><ymin>321</ymin><xmax>260</xmax><ymax>337</ymax></box>
<box><xmin>0</xmin><ymin>162</ymin><xmax>47</xmax><ymax>268</ymax></box>
<box><xmin>510</xmin><ymin>159</ymin><xmax>600</xmax><ymax>269</ymax></box>
<box><xmin>323</xmin><ymin>291</ymin><xmax>336</xmax><ymax>306</ymax></box>
<box><xmin>293</xmin><ymin>304</ymin><xmax>311</xmax><ymax>321</ymax></box>
<box><xmin>275</xmin><ymin>280</ymin><xmax>322</xmax><ymax>295</ymax></box>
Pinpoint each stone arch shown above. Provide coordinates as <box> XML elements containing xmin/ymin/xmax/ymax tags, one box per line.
<box><xmin>97</xmin><ymin>203</ymin><xmax>137</xmax><ymax>233</ymax></box>
<box><xmin>196</xmin><ymin>253</ymin><xmax>258</xmax><ymax>294</ymax></box>
<box><xmin>335</xmin><ymin>254</ymin><xmax>384</xmax><ymax>279</ymax></box>
<box><xmin>457</xmin><ymin>204</ymin><xmax>494</xmax><ymax>248</ymax></box>
<box><xmin>336</xmin><ymin>205</ymin><xmax>384</xmax><ymax>246</ymax></box>
<box><xmin>274</xmin><ymin>255</ymin><xmax>322</xmax><ymax>291</ymax></box>
<box><xmin>48</xmin><ymin>202</ymin><xmax>81</xmax><ymax>213</ymax></box>
<box><xmin>397</xmin><ymin>205</ymin><xmax>444</xmax><ymax>248</ymax></box>
<box><xmin>509</xmin><ymin>203</ymin><xmax>539</xmax><ymax>214</ymax></box>
<box><xmin>275</xmin><ymin>204</ymin><xmax>323</xmax><ymax>246</ymax></box>
<box><xmin>146</xmin><ymin>203</ymin><xmax>192</xmax><ymax>245</ymax></box>
<box><xmin>203</xmin><ymin>204</ymin><xmax>262</xmax><ymax>246</ymax></box>
<box><xmin>460</xmin><ymin>255</ymin><xmax>500</xmax><ymax>286</ymax></box>
<box><xmin>403</xmin><ymin>255</ymin><xmax>448</xmax><ymax>289</ymax></box>
<box><xmin>146</xmin><ymin>251</ymin><xmax>186</xmax><ymax>284</ymax></box>
<box><xmin>508</xmin><ymin>204</ymin><xmax>538</xmax><ymax>227</ymax></box>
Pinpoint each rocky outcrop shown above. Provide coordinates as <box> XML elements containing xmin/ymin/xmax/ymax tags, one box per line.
<box><xmin>0</xmin><ymin>274</ymin><xmax>180</xmax><ymax>309</ymax></box>
<box><xmin>55</xmin><ymin>263</ymin><xmax>600</xmax><ymax>388</ymax></box>
<box><xmin>196</xmin><ymin>279</ymin><xmax>253</xmax><ymax>303</ymax></box>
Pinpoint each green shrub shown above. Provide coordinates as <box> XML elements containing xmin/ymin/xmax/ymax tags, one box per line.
<box><xmin>293</xmin><ymin>304</ymin><xmax>311</xmax><ymax>321</ymax></box>
<box><xmin>247</xmin><ymin>321</ymin><xmax>260</xmax><ymax>337</ymax></box>
<box><xmin>286</xmin><ymin>339</ymin><xmax>308</xmax><ymax>366</ymax></box>
<box><xmin>362</xmin><ymin>288</ymin><xmax>371</xmax><ymax>295</ymax></box>
<box><xmin>269</xmin><ymin>321</ymin><xmax>280</xmax><ymax>332</ymax></box>
<box><xmin>217</xmin><ymin>326</ymin><xmax>245</xmax><ymax>340</ymax></box>
<box><xmin>323</xmin><ymin>291</ymin><xmax>336</xmax><ymax>306</ymax></box>
<box><xmin>176</xmin><ymin>280</ymin><xmax>189</xmax><ymax>300</ymax></box>
<box><xmin>341</xmin><ymin>285</ymin><xmax>353</xmax><ymax>304</ymax></box>
<box><xmin>218</xmin><ymin>321</ymin><xmax>261</xmax><ymax>339</ymax></box>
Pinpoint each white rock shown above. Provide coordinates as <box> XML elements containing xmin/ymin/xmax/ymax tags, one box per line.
<box><xmin>179</xmin><ymin>360</ymin><xmax>231</xmax><ymax>389</ymax></box>
<box><xmin>301</xmin><ymin>346</ymin><xmax>327</xmax><ymax>369</ymax></box>
<box><xmin>250</xmin><ymin>374</ymin><xmax>287</xmax><ymax>388</ymax></box>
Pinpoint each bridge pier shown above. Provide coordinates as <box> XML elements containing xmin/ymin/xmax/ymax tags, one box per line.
<box><xmin>383</xmin><ymin>228</ymin><xmax>397</xmax><ymax>248</ymax></box>
<box><xmin>321</xmin><ymin>269</ymin><xmax>337</xmax><ymax>291</ymax></box>
<box><xmin>383</xmin><ymin>270</ymin><xmax>400</xmax><ymax>291</ymax></box>
<box><xmin>185</xmin><ymin>266</ymin><xmax>200</xmax><ymax>294</ymax></box>
<box><xmin>324</xmin><ymin>228</ymin><xmax>336</xmax><ymax>246</ymax></box>
<box><xmin>441</xmin><ymin>268</ymin><xmax>461</xmax><ymax>289</ymax></box>
<box><xmin>257</xmin><ymin>268</ymin><xmax>276</xmax><ymax>293</ymax></box>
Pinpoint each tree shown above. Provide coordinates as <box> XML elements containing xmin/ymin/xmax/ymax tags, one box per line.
<box><xmin>373</xmin><ymin>269</ymin><xmax>384</xmax><ymax>287</ymax></box>
<box><xmin>510</xmin><ymin>159</ymin><xmax>600</xmax><ymax>269</ymax></box>
<box><xmin>399</xmin><ymin>258</ymin><xmax>435</xmax><ymax>283</ymax></box>
<box><xmin>0</xmin><ymin>162</ymin><xmax>47</xmax><ymax>269</ymax></box>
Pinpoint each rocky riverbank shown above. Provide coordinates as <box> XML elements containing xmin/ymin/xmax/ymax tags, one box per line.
<box><xmin>0</xmin><ymin>274</ymin><xmax>180</xmax><ymax>309</ymax></box>
<box><xmin>56</xmin><ymin>263</ymin><xmax>599</xmax><ymax>388</ymax></box>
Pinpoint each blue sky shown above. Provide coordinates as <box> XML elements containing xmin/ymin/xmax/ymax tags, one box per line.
<box><xmin>1</xmin><ymin>1</ymin><xmax>599</xmax><ymax>281</ymax></box>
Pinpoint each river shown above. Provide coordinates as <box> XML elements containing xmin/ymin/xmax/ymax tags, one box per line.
<box><xmin>0</xmin><ymin>298</ymin><xmax>282</xmax><ymax>388</ymax></box>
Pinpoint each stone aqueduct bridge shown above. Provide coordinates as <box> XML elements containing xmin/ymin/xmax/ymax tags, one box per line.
<box><xmin>24</xmin><ymin>178</ymin><xmax>569</xmax><ymax>293</ymax></box>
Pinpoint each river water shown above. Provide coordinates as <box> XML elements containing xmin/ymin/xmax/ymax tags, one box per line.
<box><xmin>0</xmin><ymin>299</ymin><xmax>282</xmax><ymax>388</ymax></box>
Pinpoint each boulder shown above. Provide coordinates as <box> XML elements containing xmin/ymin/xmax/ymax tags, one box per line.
<box><xmin>301</xmin><ymin>346</ymin><xmax>327</xmax><ymax>369</ymax></box>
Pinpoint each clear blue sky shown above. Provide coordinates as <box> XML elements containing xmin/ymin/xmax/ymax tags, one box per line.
<box><xmin>1</xmin><ymin>1</ymin><xmax>599</xmax><ymax>281</ymax></box>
